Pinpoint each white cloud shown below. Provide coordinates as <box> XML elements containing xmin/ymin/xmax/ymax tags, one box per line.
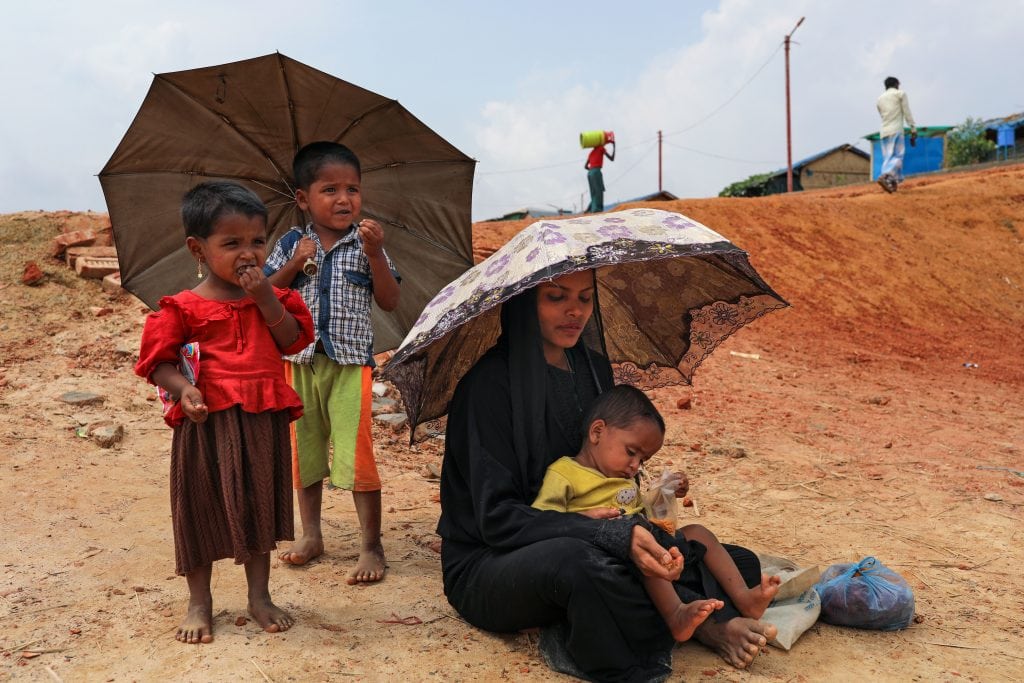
<box><xmin>1</xmin><ymin>0</ymin><xmax>1022</xmax><ymax>219</ymax></box>
<box><xmin>469</xmin><ymin>0</ymin><xmax>1024</xmax><ymax>219</ymax></box>
<box><xmin>74</xmin><ymin>21</ymin><xmax>189</xmax><ymax>96</ymax></box>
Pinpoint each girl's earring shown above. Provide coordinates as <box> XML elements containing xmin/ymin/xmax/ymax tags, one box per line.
<box><xmin>196</xmin><ymin>258</ymin><xmax>204</xmax><ymax>280</ymax></box>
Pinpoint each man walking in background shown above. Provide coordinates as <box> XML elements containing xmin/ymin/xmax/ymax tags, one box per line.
<box><xmin>876</xmin><ymin>76</ymin><xmax>917</xmax><ymax>193</ymax></box>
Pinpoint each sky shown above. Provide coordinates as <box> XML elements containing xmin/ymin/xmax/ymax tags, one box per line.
<box><xmin>1</xmin><ymin>0</ymin><xmax>1022</xmax><ymax>222</ymax></box>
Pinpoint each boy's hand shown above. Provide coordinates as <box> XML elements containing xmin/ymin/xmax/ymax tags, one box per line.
<box><xmin>292</xmin><ymin>237</ymin><xmax>317</xmax><ymax>263</ymax></box>
<box><xmin>672</xmin><ymin>471</ymin><xmax>690</xmax><ymax>498</ymax></box>
<box><xmin>357</xmin><ymin>219</ymin><xmax>385</xmax><ymax>257</ymax></box>
<box><xmin>238</xmin><ymin>265</ymin><xmax>274</xmax><ymax>303</ymax></box>
<box><xmin>180</xmin><ymin>385</ymin><xmax>208</xmax><ymax>423</ymax></box>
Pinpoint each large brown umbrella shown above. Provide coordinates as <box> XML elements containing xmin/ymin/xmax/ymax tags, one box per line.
<box><xmin>383</xmin><ymin>208</ymin><xmax>788</xmax><ymax>439</ymax></box>
<box><xmin>99</xmin><ymin>52</ymin><xmax>475</xmax><ymax>352</ymax></box>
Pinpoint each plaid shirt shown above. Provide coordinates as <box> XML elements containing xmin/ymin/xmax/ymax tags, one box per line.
<box><xmin>264</xmin><ymin>224</ymin><xmax>399</xmax><ymax>366</ymax></box>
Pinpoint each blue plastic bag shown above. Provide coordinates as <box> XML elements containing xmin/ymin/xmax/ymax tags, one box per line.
<box><xmin>815</xmin><ymin>557</ymin><xmax>915</xmax><ymax>631</ymax></box>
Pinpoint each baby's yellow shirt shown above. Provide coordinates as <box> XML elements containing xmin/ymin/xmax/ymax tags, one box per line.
<box><xmin>532</xmin><ymin>456</ymin><xmax>644</xmax><ymax>515</ymax></box>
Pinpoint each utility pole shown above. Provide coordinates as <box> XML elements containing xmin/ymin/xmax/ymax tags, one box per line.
<box><xmin>785</xmin><ymin>16</ymin><xmax>804</xmax><ymax>193</ymax></box>
<box><xmin>658</xmin><ymin>130</ymin><xmax>663</xmax><ymax>192</ymax></box>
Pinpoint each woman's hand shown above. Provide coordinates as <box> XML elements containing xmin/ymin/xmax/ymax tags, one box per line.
<box><xmin>180</xmin><ymin>385</ymin><xmax>208</xmax><ymax>424</ymax></box>
<box><xmin>629</xmin><ymin>525</ymin><xmax>683</xmax><ymax>580</ymax></box>
<box><xmin>577</xmin><ymin>507</ymin><xmax>622</xmax><ymax>520</ymax></box>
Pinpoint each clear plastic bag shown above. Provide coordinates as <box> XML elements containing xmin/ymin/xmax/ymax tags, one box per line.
<box><xmin>815</xmin><ymin>556</ymin><xmax>915</xmax><ymax>631</ymax></box>
<box><xmin>642</xmin><ymin>471</ymin><xmax>684</xmax><ymax>534</ymax></box>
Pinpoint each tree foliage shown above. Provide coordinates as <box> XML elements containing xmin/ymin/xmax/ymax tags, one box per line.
<box><xmin>946</xmin><ymin>117</ymin><xmax>996</xmax><ymax>167</ymax></box>
<box><xmin>719</xmin><ymin>172</ymin><xmax>773</xmax><ymax>197</ymax></box>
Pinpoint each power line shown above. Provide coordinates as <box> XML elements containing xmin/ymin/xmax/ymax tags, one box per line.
<box><xmin>663</xmin><ymin>140</ymin><xmax>781</xmax><ymax>165</ymax></box>
<box><xmin>477</xmin><ymin>157</ymin><xmax>579</xmax><ymax>176</ymax></box>
<box><xmin>476</xmin><ymin>137</ymin><xmax>656</xmax><ymax>176</ymax></box>
<box><xmin>606</xmin><ymin>141</ymin><xmax>658</xmax><ymax>186</ymax></box>
<box><xmin>663</xmin><ymin>42</ymin><xmax>783</xmax><ymax>138</ymax></box>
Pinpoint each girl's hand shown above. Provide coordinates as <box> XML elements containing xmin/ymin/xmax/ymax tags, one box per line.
<box><xmin>629</xmin><ymin>525</ymin><xmax>683</xmax><ymax>581</ymax></box>
<box><xmin>180</xmin><ymin>386</ymin><xmax>208</xmax><ymax>424</ymax></box>
<box><xmin>238</xmin><ymin>264</ymin><xmax>274</xmax><ymax>303</ymax></box>
<box><xmin>578</xmin><ymin>507</ymin><xmax>623</xmax><ymax>520</ymax></box>
<box><xmin>357</xmin><ymin>219</ymin><xmax>384</xmax><ymax>257</ymax></box>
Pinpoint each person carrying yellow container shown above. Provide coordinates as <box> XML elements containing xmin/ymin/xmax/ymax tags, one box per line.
<box><xmin>581</xmin><ymin>130</ymin><xmax>615</xmax><ymax>212</ymax></box>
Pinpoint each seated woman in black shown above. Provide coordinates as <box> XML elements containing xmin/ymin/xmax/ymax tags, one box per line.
<box><xmin>437</xmin><ymin>269</ymin><xmax>776</xmax><ymax>682</ymax></box>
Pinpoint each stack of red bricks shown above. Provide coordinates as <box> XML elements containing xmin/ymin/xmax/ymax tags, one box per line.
<box><xmin>49</xmin><ymin>215</ymin><xmax>125</xmax><ymax>295</ymax></box>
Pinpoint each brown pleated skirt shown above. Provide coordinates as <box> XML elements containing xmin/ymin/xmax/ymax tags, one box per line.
<box><xmin>170</xmin><ymin>407</ymin><xmax>294</xmax><ymax>576</ymax></box>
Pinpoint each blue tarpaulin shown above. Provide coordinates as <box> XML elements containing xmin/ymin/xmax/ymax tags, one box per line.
<box><xmin>871</xmin><ymin>136</ymin><xmax>945</xmax><ymax>180</ymax></box>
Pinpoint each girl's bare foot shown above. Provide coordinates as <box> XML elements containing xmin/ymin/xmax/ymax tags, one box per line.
<box><xmin>176</xmin><ymin>600</ymin><xmax>214</xmax><ymax>644</ymax></box>
<box><xmin>667</xmin><ymin>599</ymin><xmax>724</xmax><ymax>642</ymax></box>
<box><xmin>248</xmin><ymin>596</ymin><xmax>294</xmax><ymax>633</ymax></box>
<box><xmin>346</xmin><ymin>544</ymin><xmax>387</xmax><ymax>584</ymax></box>
<box><xmin>738</xmin><ymin>574</ymin><xmax>782</xmax><ymax>619</ymax></box>
<box><xmin>278</xmin><ymin>535</ymin><xmax>324</xmax><ymax>566</ymax></box>
<box><xmin>696</xmin><ymin>617</ymin><xmax>777</xmax><ymax>669</ymax></box>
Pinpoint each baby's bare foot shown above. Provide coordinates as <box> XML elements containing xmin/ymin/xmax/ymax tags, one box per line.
<box><xmin>176</xmin><ymin>601</ymin><xmax>213</xmax><ymax>644</ymax></box>
<box><xmin>278</xmin><ymin>535</ymin><xmax>324</xmax><ymax>567</ymax></box>
<box><xmin>346</xmin><ymin>544</ymin><xmax>387</xmax><ymax>585</ymax></box>
<box><xmin>248</xmin><ymin>596</ymin><xmax>294</xmax><ymax>633</ymax></box>
<box><xmin>667</xmin><ymin>599</ymin><xmax>723</xmax><ymax>642</ymax></box>
<box><xmin>739</xmin><ymin>574</ymin><xmax>782</xmax><ymax>619</ymax></box>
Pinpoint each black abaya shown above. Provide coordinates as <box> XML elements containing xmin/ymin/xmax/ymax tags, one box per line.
<box><xmin>437</xmin><ymin>287</ymin><xmax>761</xmax><ymax>683</ymax></box>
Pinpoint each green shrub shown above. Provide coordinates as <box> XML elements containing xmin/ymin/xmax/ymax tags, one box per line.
<box><xmin>946</xmin><ymin>117</ymin><xmax>996</xmax><ymax>167</ymax></box>
<box><xmin>719</xmin><ymin>172</ymin><xmax>773</xmax><ymax>197</ymax></box>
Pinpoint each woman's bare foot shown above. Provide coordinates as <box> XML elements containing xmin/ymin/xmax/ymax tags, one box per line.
<box><xmin>346</xmin><ymin>544</ymin><xmax>387</xmax><ymax>584</ymax></box>
<box><xmin>667</xmin><ymin>599</ymin><xmax>724</xmax><ymax>642</ymax></box>
<box><xmin>695</xmin><ymin>617</ymin><xmax>777</xmax><ymax>669</ymax></box>
<box><xmin>736</xmin><ymin>574</ymin><xmax>782</xmax><ymax>619</ymax></box>
<box><xmin>278</xmin><ymin>535</ymin><xmax>324</xmax><ymax>566</ymax></box>
<box><xmin>176</xmin><ymin>600</ymin><xmax>214</xmax><ymax>644</ymax></box>
<box><xmin>248</xmin><ymin>596</ymin><xmax>294</xmax><ymax>633</ymax></box>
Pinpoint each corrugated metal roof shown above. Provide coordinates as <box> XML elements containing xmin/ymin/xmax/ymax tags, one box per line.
<box><xmin>980</xmin><ymin>111</ymin><xmax>1024</xmax><ymax>131</ymax></box>
<box><xmin>766</xmin><ymin>144</ymin><xmax>868</xmax><ymax>178</ymax></box>
<box><xmin>484</xmin><ymin>206</ymin><xmax>572</xmax><ymax>222</ymax></box>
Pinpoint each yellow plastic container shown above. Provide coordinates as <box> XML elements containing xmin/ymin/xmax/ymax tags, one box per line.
<box><xmin>580</xmin><ymin>130</ymin><xmax>615</xmax><ymax>148</ymax></box>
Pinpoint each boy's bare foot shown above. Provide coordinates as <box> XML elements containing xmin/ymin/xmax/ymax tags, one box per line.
<box><xmin>667</xmin><ymin>599</ymin><xmax>724</xmax><ymax>642</ymax></box>
<box><xmin>346</xmin><ymin>544</ymin><xmax>387</xmax><ymax>584</ymax></box>
<box><xmin>696</xmin><ymin>617</ymin><xmax>777</xmax><ymax>669</ymax></box>
<box><xmin>738</xmin><ymin>574</ymin><xmax>782</xmax><ymax>619</ymax></box>
<box><xmin>278</xmin><ymin>535</ymin><xmax>324</xmax><ymax>566</ymax></box>
<box><xmin>176</xmin><ymin>601</ymin><xmax>214</xmax><ymax>644</ymax></box>
<box><xmin>248</xmin><ymin>596</ymin><xmax>294</xmax><ymax>633</ymax></box>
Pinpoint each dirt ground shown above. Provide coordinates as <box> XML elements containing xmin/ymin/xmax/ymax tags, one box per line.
<box><xmin>1</xmin><ymin>165</ymin><xmax>1023</xmax><ymax>682</ymax></box>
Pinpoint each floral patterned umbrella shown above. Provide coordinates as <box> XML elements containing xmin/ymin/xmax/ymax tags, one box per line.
<box><xmin>382</xmin><ymin>208</ymin><xmax>788</xmax><ymax>438</ymax></box>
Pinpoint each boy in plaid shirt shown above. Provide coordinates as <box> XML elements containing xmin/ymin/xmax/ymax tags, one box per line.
<box><xmin>265</xmin><ymin>142</ymin><xmax>400</xmax><ymax>583</ymax></box>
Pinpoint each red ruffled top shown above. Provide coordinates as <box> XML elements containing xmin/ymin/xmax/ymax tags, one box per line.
<box><xmin>135</xmin><ymin>288</ymin><xmax>314</xmax><ymax>427</ymax></box>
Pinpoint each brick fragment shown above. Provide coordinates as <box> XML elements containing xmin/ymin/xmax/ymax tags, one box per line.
<box><xmin>75</xmin><ymin>256</ymin><xmax>120</xmax><ymax>279</ymax></box>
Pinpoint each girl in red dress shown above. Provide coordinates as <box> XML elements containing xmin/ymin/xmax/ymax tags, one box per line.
<box><xmin>135</xmin><ymin>182</ymin><xmax>314</xmax><ymax>644</ymax></box>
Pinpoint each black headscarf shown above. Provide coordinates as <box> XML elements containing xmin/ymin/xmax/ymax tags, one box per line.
<box><xmin>495</xmin><ymin>272</ymin><xmax>611</xmax><ymax>493</ymax></box>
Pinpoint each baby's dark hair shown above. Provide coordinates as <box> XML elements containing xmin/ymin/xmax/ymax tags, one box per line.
<box><xmin>884</xmin><ymin>76</ymin><xmax>900</xmax><ymax>89</ymax></box>
<box><xmin>583</xmin><ymin>385</ymin><xmax>665</xmax><ymax>437</ymax></box>
<box><xmin>293</xmin><ymin>141</ymin><xmax>361</xmax><ymax>190</ymax></box>
<box><xmin>181</xmin><ymin>181</ymin><xmax>268</xmax><ymax>239</ymax></box>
